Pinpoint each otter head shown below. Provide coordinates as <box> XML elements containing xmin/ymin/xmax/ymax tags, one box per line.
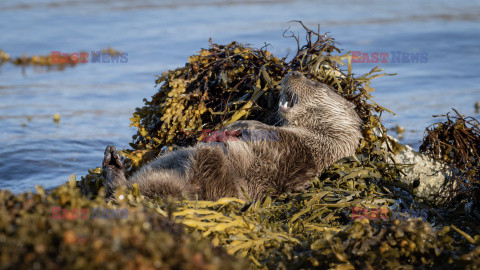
<box><xmin>279</xmin><ymin>71</ymin><xmax>362</xmax><ymax>138</ymax></box>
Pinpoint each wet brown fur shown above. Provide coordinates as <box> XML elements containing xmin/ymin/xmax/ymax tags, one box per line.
<box><xmin>103</xmin><ymin>72</ymin><xmax>362</xmax><ymax>201</ymax></box>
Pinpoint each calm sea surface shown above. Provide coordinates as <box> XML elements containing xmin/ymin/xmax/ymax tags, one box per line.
<box><xmin>1</xmin><ymin>0</ymin><xmax>479</xmax><ymax>192</ymax></box>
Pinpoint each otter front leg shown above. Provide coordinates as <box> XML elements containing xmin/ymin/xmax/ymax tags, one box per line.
<box><xmin>102</xmin><ymin>145</ymin><xmax>128</xmax><ymax>196</ymax></box>
<box><xmin>224</xmin><ymin>120</ymin><xmax>272</xmax><ymax>131</ymax></box>
<box><xmin>223</xmin><ymin>120</ymin><xmax>278</xmax><ymax>142</ymax></box>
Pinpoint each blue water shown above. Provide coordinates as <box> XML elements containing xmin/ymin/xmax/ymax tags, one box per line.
<box><xmin>1</xmin><ymin>0</ymin><xmax>479</xmax><ymax>192</ymax></box>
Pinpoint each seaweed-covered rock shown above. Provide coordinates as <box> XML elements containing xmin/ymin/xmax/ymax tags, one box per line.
<box><xmin>67</xmin><ymin>22</ymin><xmax>479</xmax><ymax>269</ymax></box>
<box><xmin>0</xmin><ymin>181</ymin><xmax>248</xmax><ymax>270</ymax></box>
<box><xmin>307</xmin><ymin>218</ymin><xmax>480</xmax><ymax>269</ymax></box>
<box><xmin>0</xmin><ymin>47</ymin><xmax>122</xmax><ymax>70</ymax></box>
<box><xmin>387</xmin><ymin>135</ymin><xmax>453</xmax><ymax>204</ymax></box>
<box><xmin>0</xmin><ymin>49</ymin><xmax>10</xmax><ymax>63</ymax></box>
<box><xmin>419</xmin><ymin>109</ymin><xmax>480</xmax><ymax>214</ymax></box>
<box><xmin>80</xmin><ymin>22</ymin><xmax>402</xmax><ymax>197</ymax></box>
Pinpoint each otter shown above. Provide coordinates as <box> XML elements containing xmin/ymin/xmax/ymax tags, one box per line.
<box><xmin>103</xmin><ymin>71</ymin><xmax>362</xmax><ymax>201</ymax></box>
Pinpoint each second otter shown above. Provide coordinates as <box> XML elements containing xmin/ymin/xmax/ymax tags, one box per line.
<box><xmin>103</xmin><ymin>72</ymin><xmax>362</xmax><ymax>201</ymax></box>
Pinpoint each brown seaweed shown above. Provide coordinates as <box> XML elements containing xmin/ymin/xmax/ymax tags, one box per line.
<box><xmin>420</xmin><ymin>109</ymin><xmax>480</xmax><ymax>208</ymax></box>
<box><xmin>5</xmin><ymin>22</ymin><xmax>474</xmax><ymax>269</ymax></box>
<box><xmin>0</xmin><ymin>47</ymin><xmax>122</xmax><ymax>70</ymax></box>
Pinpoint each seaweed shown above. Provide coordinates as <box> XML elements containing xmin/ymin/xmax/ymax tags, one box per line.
<box><xmin>420</xmin><ymin>109</ymin><xmax>480</xmax><ymax>208</ymax></box>
<box><xmin>3</xmin><ymin>178</ymin><xmax>479</xmax><ymax>269</ymax></box>
<box><xmin>12</xmin><ymin>21</ymin><xmax>478</xmax><ymax>268</ymax></box>
<box><xmin>0</xmin><ymin>180</ymin><xmax>248</xmax><ymax>270</ymax></box>
<box><xmin>103</xmin><ymin>21</ymin><xmax>402</xmax><ymax>184</ymax></box>
<box><xmin>0</xmin><ymin>47</ymin><xmax>122</xmax><ymax>70</ymax></box>
<box><xmin>0</xmin><ymin>49</ymin><xmax>10</xmax><ymax>64</ymax></box>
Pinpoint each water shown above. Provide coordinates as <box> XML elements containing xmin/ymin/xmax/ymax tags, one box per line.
<box><xmin>1</xmin><ymin>0</ymin><xmax>479</xmax><ymax>192</ymax></box>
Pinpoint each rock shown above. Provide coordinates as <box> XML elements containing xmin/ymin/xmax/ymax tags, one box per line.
<box><xmin>387</xmin><ymin>136</ymin><xmax>454</xmax><ymax>205</ymax></box>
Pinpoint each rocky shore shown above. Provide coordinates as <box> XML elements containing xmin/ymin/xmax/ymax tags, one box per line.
<box><xmin>1</xmin><ymin>24</ymin><xmax>479</xmax><ymax>269</ymax></box>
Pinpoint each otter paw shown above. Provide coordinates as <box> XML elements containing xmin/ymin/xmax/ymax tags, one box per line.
<box><xmin>223</xmin><ymin>120</ymin><xmax>268</xmax><ymax>132</ymax></box>
<box><xmin>223</xmin><ymin>120</ymin><xmax>251</xmax><ymax>132</ymax></box>
<box><xmin>103</xmin><ymin>145</ymin><xmax>123</xmax><ymax>169</ymax></box>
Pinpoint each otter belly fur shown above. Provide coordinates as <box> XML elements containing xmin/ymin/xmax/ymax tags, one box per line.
<box><xmin>103</xmin><ymin>71</ymin><xmax>362</xmax><ymax>201</ymax></box>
